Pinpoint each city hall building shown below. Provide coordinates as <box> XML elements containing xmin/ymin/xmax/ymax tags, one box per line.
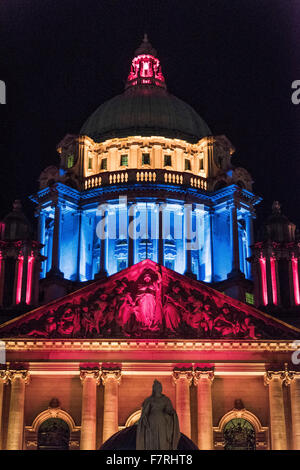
<box><xmin>0</xmin><ymin>36</ymin><xmax>300</xmax><ymax>451</ymax></box>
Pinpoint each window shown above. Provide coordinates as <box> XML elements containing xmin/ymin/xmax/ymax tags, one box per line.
<box><xmin>165</xmin><ymin>259</ymin><xmax>175</xmax><ymax>270</ymax></box>
<box><xmin>67</xmin><ymin>154</ymin><xmax>74</xmax><ymax>168</ymax></box>
<box><xmin>117</xmin><ymin>259</ymin><xmax>127</xmax><ymax>271</ymax></box>
<box><xmin>223</xmin><ymin>418</ymin><xmax>255</xmax><ymax>450</ymax></box>
<box><xmin>88</xmin><ymin>156</ymin><xmax>93</xmax><ymax>170</ymax></box>
<box><xmin>164</xmin><ymin>155</ymin><xmax>172</xmax><ymax>167</ymax></box>
<box><xmin>142</xmin><ymin>153</ymin><xmax>150</xmax><ymax>165</ymax></box>
<box><xmin>101</xmin><ymin>158</ymin><xmax>107</xmax><ymax>170</ymax></box>
<box><xmin>245</xmin><ymin>292</ymin><xmax>254</xmax><ymax>305</ymax></box>
<box><xmin>199</xmin><ymin>158</ymin><xmax>204</xmax><ymax>171</ymax></box>
<box><xmin>184</xmin><ymin>159</ymin><xmax>191</xmax><ymax>171</ymax></box>
<box><xmin>120</xmin><ymin>154</ymin><xmax>128</xmax><ymax>167</ymax></box>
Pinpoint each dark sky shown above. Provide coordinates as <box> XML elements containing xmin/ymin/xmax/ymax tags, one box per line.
<box><xmin>0</xmin><ymin>0</ymin><xmax>299</xmax><ymax>234</ymax></box>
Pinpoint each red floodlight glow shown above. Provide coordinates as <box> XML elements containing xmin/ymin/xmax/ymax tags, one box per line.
<box><xmin>26</xmin><ymin>256</ymin><xmax>34</xmax><ymax>305</ymax></box>
<box><xmin>292</xmin><ymin>256</ymin><xmax>300</xmax><ymax>305</ymax></box>
<box><xmin>16</xmin><ymin>256</ymin><xmax>24</xmax><ymax>304</ymax></box>
<box><xmin>270</xmin><ymin>257</ymin><xmax>277</xmax><ymax>306</ymax></box>
<box><xmin>259</xmin><ymin>256</ymin><xmax>268</xmax><ymax>306</ymax></box>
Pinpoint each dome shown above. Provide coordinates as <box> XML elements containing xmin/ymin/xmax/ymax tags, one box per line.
<box><xmin>261</xmin><ymin>201</ymin><xmax>296</xmax><ymax>242</ymax></box>
<box><xmin>80</xmin><ymin>37</ymin><xmax>211</xmax><ymax>144</ymax></box>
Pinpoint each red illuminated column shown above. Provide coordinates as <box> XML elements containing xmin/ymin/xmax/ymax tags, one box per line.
<box><xmin>128</xmin><ymin>203</ymin><xmax>135</xmax><ymax>267</ymax></box>
<box><xmin>0</xmin><ymin>253</ymin><xmax>4</xmax><ymax>306</ymax></box>
<box><xmin>0</xmin><ymin>370</ymin><xmax>8</xmax><ymax>450</ymax></box>
<box><xmin>264</xmin><ymin>371</ymin><xmax>287</xmax><ymax>450</ymax></box>
<box><xmin>194</xmin><ymin>370</ymin><xmax>214</xmax><ymax>449</ymax></box>
<box><xmin>25</xmin><ymin>255</ymin><xmax>34</xmax><ymax>305</ymax></box>
<box><xmin>259</xmin><ymin>255</ymin><xmax>268</xmax><ymax>306</ymax></box>
<box><xmin>102</xmin><ymin>369</ymin><xmax>121</xmax><ymax>443</ymax></box>
<box><xmin>173</xmin><ymin>370</ymin><xmax>193</xmax><ymax>438</ymax></box>
<box><xmin>209</xmin><ymin>209</ymin><xmax>215</xmax><ymax>282</ymax></box>
<box><xmin>20</xmin><ymin>247</ymin><xmax>29</xmax><ymax>305</ymax></box>
<box><xmin>80</xmin><ymin>369</ymin><xmax>100</xmax><ymax>450</ymax></box>
<box><xmin>14</xmin><ymin>252</ymin><xmax>24</xmax><ymax>305</ymax></box>
<box><xmin>289</xmin><ymin>372</ymin><xmax>300</xmax><ymax>449</ymax></box>
<box><xmin>270</xmin><ymin>256</ymin><xmax>279</xmax><ymax>306</ymax></box>
<box><xmin>6</xmin><ymin>370</ymin><xmax>29</xmax><ymax>450</ymax></box>
<box><xmin>228</xmin><ymin>203</ymin><xmax>241</xmax><ymax>277</ymax></box>
<box><xmin>266</xmin><ymin>258</ymin><xmax>273</xmax><ymax>306</ymax></box>
<box><xmin>291</xmin><ymin>256</ymin><xmax>300</xmax><ymax>306</ymax></box>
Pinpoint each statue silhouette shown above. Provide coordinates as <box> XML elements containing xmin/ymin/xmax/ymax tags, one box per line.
<box><xmin>136</xmin><ymin>379</ymin><xmax>180</xmax><ymax>450</ymax></box>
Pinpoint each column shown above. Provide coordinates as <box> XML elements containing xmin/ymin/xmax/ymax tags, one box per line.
<box><xmin>96</xmin><ymin>207</ymin><xmax>108</xmax><ymax>277</ymax></box>
<box><xmin>0</xmin><ymin>252</ymin><xmax>5</xmax><ymax>306</ymax></box>
<box><xmin>245</xmin><ymin>212</ymin><xmax>254</xmax><ymax>278</ymax></box>
<box><xmin>0</xmin><ymin>370</ymin><xmax>8</xmax><ymax>450</ymax></box>
<box><xmin>158</xmin><ymin>201</ymin><xmax>164</xmax><ymax>265</ymax></box>
<box><xmin>80</xmin><ymin>368</ymin><xmax>101</xmax><ymax>450</ymax></box>
<box><xmin>102</xmin><ymin>369</ymin><xmax>121</xmax><ymax>443</ymax></box>
<box><xmin>172</xmin><ymin>369</ymin><xmax>193</xmax><ymax>438</ymax></box>
<box><xmin>76</xmin><ymin>209</ymin><xmax>82</xmax><ymax>281</ymax></box>
<box><xmin>128</xmin><ymin>203</ymin><xmax>135</xmax><ymax>267</ymax></box>
<box><xmin>194</xmin><ymin>369</ymin><xmax>214</xmax><ymax>450</ymax></box>
<box><xmin>264</xmin><ymin>370</ymin><xmax>287</xmax><ymax>450</ymax></box>
<box><xmin>49</xmin><ymin>201</ymin><xmax>63</xmax><ymax>277</ymax></box>
<box><xmin>288</xmin><ymin>372</ymin><xmax>300</xmax><ymax>449</ymax></box>
<box><xmin>228</xmin><ymin>202</ymin><xmax>241</xmax><ymax>277</ymax></box>
<box><xmin>6</xmin><ymin>369</ymin><xmax>29</xmax><ymax>450</ymax></box>
<box><xmin>209</xmin><ymin>209</ymin><xmax>214</xmax><ymax>282</ymax></box>
<box><xmin>20</xmin><ymin>244</ymin><xmax>29</xmax><ymax>304</ymax></box>
<box><xmin>36</xmin><ymin>208</ymin><xmax>46</xmax><ymax>278</ymax></box>
<box><xmin>37</xmin><ymin>209</ymin><xmax>46</xmax><ymax>256</ymax></box>
<box><xmin>266</xmin><ymin>258</ymin><xmax>273</xmax><ymax>306</ymax></box>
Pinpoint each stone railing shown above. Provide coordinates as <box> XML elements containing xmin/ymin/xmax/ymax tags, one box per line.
<box><xmin>84</xmin><ymin>169</ymin><xmax>207</xmax><ymax>191</ymax></box>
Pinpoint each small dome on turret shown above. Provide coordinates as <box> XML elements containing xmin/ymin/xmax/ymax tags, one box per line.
<box><xmin>260</xmin><ymin>201</ymin><xmax>296</xmax><ymax>242</ymax></box>
<box><xmin>134</xmin><ymin>33</ymin><xmax>157</xmax><ymax>57</ymax></box>
<box><xmin>1</xmin><ymin>200</ymin><xmax>32</xmax><ymax>241</ymax></box>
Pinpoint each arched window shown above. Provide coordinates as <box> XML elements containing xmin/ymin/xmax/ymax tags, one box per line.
<box><xmin>223</xmin><ymin>418</ymin><xmax>255</xmax><ymax>450</ymax></box>
<box><xmin>38</xmin><ymin>418</ymin><xmax>70</xmax><ymax>450</ymax></box>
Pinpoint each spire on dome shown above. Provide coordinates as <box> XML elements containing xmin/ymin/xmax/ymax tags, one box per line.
<box><xmin>260</xmin><ymin>201</ymin><xmax>296</xmax><ymax>242</ymax></box>
<box><xmin>126</xmin><ymin>36</ymin><xmax>166</xmax><ymax>90</ymax></box>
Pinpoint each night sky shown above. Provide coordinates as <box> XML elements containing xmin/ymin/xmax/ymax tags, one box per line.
<box><xmin>0</xmin><ymin>0</ymin><xmax>299</xmax><ymax>234</ymax></box>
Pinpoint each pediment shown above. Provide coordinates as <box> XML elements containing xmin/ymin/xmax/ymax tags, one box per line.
<box><xmin>0</xmin><ymin>260</ymin><xmax>299</xmax><ymax>340</ymax></box>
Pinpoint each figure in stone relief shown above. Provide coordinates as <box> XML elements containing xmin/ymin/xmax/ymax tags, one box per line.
<box><xmin>136</xmin><ymin>379</ymin><xmax>180</xmax><ymax>450</ymax></box>
<box><xmin>134</xmin><ymin>268</ymin><xmax>162</xmax><ymax>330</ymax></box>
